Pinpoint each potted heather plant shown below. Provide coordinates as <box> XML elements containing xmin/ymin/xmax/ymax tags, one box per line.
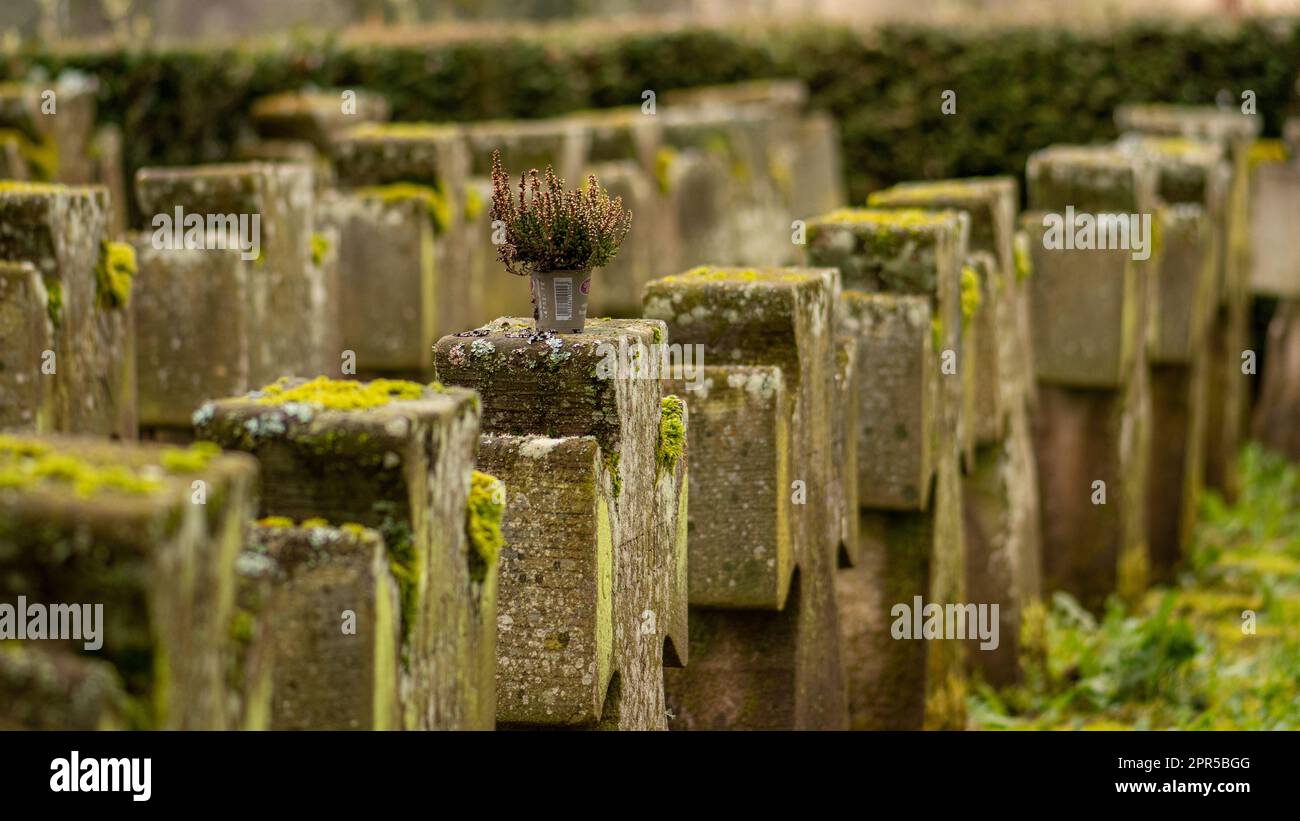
<box><xmin>490</xmin><ymin>150</ymin><xmax>632</xmax><ymax>333</ymax></box>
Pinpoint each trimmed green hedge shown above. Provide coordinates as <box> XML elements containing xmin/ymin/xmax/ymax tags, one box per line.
<box><xmin>4</xmin><ymin>19</ymin><xmax>1298</xmax><ymax>214</ymax></box>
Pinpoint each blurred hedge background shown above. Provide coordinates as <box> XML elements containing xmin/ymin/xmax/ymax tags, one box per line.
<box><xmin>3</xmin><ymin>17</ymin><xmax>1299</xmax><ymax>212</ymax></box>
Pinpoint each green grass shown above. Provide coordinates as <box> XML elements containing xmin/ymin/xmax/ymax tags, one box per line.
<box><xmin>969</xmin><ymin>444</ymin><xmax>1300</xmax><ymax>730</ymax></box>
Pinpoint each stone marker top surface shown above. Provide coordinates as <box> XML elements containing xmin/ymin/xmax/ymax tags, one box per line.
<box><xmin>246</xmin><ymin>517</ymin><xmax>385</xmax><ymax>574</ymax></box>
<box><xmin>1115</xmin><ymin>135</ymin><xmax>1230</xmax><ymax>208</ymax></box>
<box><xmin>868</xmin><ymin>176</ymin><xmax>1016</xmax><ymax>209</ymax></box>
<box><xmin>251</xmin><ymin>90</ymin><xmax>390</xmax><ymax>122</ymax></box>
<box><xmin>332</xmin><ymin>123</ymin><xmax>468</xmax><ymax>188</ymax></box>
<box><xmin>338</xmin><ymin>122</ymin><xmax>463</xmax><ymax>145</ymax></box>
<box><xmin>0</xmin><ymin>180</ymin><xmax>104</xmax><ymax>199</ymax></box>
<box><xmin>134</xmin><ymin>162</ymin><xmax>310</xmax><ymax>216</ymax></box>
<box><xmin>806</xmin><ymin>206</ymin><xmax>965</xmax><ymax>239</ymax></box>
<box><xmin>439</xmin><ymin>315</ymin><xmax>664</xmax><ymax>353</ymax></box>
<box><xmin>0</xmin><ymin>433</ymin><xmax>253</xmax><ymax>514</ymax></box>
<box><xmin>805</xmin><ymin>207</ymin><xmax>968</xmax><ymax>296</ymax></box>
<box><xmin>643</xmin><ymin>264</ymin><xmax>835</xmax><ymax>328</ymax></box>
<box><xmin>867</xmin><ymin>177</ymin><xmax>1017</xmax><ymax>266</ymax></box>
<box><xmin>194</xmin><ymin>376</ymin><xmax>477</xmax><ymax>452</ymax></box>
<box><xmin>1114</xmin><ymin>103</ymin><xmax>1262</xmax><ymax>145</ymax></box>
<box><xmin>1027</xmin><ymin>144</ymin><xmax>1157</xmax><ymax>213</ymax></box>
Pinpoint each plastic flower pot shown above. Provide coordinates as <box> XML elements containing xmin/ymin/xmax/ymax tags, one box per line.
<box><xmin>531</xmin><ymin>269</ymin><xmax>592</xmax><ymax>334</ymax></box>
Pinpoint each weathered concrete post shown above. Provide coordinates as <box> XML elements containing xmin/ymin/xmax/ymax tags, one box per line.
<box><xmin>806</xmin><ymin>209</ymin><xmax>969</xmax><ymax>728</ymax></box>
<box><xmin>867</xmin><ymin>178</ymin><xmax>1044</xmax><ymax>686</ymax></box>
<box><xmin>1116</xmin><ymin>136</ymin><xmax>1229</xmax><ymax>579</ymax></box>
<box><xmin>134</xmin><ymin>162</ymin><xmax>337</xmax><ymax>438</ymax></box>
<box><xmin>1115</xmin><ymin>104</ymin><xmax>1261</xmax><ymax>501</ymax></box>
<box><xmin>325</xmin><ymin>123</ymin><xmax>471</xmax><ymax>378</ymax></box>
<box><xmin>239</xmin><ymin>519</ymin><xmax>404</xmax><ymax>730</ymax></box>
<box><xmin>1247</xmin><ymin>131</ymin><xmax>1300</xmax><ymax>461</ymax></box>
<box><xmin>643</xmin><ymin>266</ymin><xmax>848</xmax><ymax>730</ymax></box>
<box><xmin>194</xmin><ymin>377</ymin><xmax>497</xmax><ymax>729</ymax></box>
<box><xmin>0</xmin><ymin>435</ymin><xmax>259</xmax><ymax>728</ymax></box>
<box><xmin>435</xmin><ymin>318</ymin><xmax>689</xmax><ymax>729</ymax></box>
<box><xmin>1023</xmin><ymin>144</ymin><xmax>1159</xmax><ymax>610</ymax></box>
<box><xmin>0</xmin><ymin>182</ymin><xmax>135</xmax><ymax>438</ymax></box>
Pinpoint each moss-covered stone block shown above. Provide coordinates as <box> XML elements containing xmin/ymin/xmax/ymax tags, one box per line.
<box><xmin>0</xmin><ymin>434</ymin><xmax>258</xmax><ymax>728</ymax></box>
<box><xmin>332</xmin><ymin>122</ymin><xmax>469</xmax><ymax>196</ymax></box>
<box><xmin>436</xmin><ymin>317</ymin><xmax>678</xmax><ymax>729</ymax></box>
<box><xmin>867</xmin><ymin>176</ymin><xmax>1028</xmax><ymax>422</ymax></box>
<box><xmin>660</xmin><ymin>106</ymin><xmax>794</xmax><ymax>267</ymax></box>
<box><xmin>0</xmin><ymin>182</ymin><xmax>134</xmax><ymax>438</ymax></box>
<box><xmin>0</xmin><ymin>644</ymin><xmax>127</xmax><ymax>730</ymax></box>
<box><xmin>1247</xmin><ymin>158</ymin><xmax>1300</xmax><ymax>299</ymax></box>
<box><xmin>477</xmin><ymin>434</ymin><xmax>614</xmax><ymax>726</ymax></box>
<box><xmin>247</xmin><ymin>520</ymin><xmax>401</xmax><ymax>730</ymax></box>
<box><xmin>838</xmin><ymin>292</ymin><xmax>935</xmax><ymax>510</ymax></box>
<box><xmin>464</xmin><ymin>117</ymin><xmax>586</xmax><ymax>182</ymax></box>
<box><xmin>644</xmin><ymin>266</ymin><xmax>847</xmax><ymax>729</ymax></box>
<box><xmin>1114</xmin><ymin>109</ymin><xmax>1257</xmax><ymax>501</ymax></box>
<box><xmin>0</xmin><ymin>74</ymin><xmax>97</xmax><ymax>185</ymax></box>
<box><xmin>1027</xmin><ymin>144</ymin><xmax>1159</xmax><ymax>214</ymax></box>
<box><xmin>805</xmin><ymin>206</ymin><xmax>967</xmax><ymax>366</ymax></box>
<box><xmin>135</xmin><ymin>163</ymin><xmax>337</xmax><ymax>383</ymax></box>
<box><xmin>572</xmin><ymin>107</ymin><xmax>660</xmax><ymax>174</ymax></box>
<box><xmin>1115</xmin><ymin>104</ymin><xmax>1261</xmax><ymax>148</ymax></box>
<box><xmin>1020</xmin><ymin>211</ymin><xmax>1141</xmax><ymax>389</ymax></box>
<box><xmin>0</xmin><ymin>260</ymin><xmax>54</xmax><ymax>431</ymax></box>
<box><xmin>317</xmin><ymin>190</ymin><xmax>441</xmax><ymax>376</ymax></box>
<box><xmin>1151</xmin><ymin>205</ymin><xmax>1215</xmax><ymax>364</ymax></box>
<box><xmin>666</xmin><ymin>366</ymin><xmax>790</xmax><ymax>609</ymax></box>
<box><xmin>250</xmin><ymin>89</ymin><xmax>390</xmax><ymax>153</ymax></box>
<box><xmin>194</xmin><ymin>376</ymin><xmax>494</xmax><ymax>729</ymax></box>
<box><xmin>131</xmin><ymin>235</ymin><xmax>251</xmax><ymax>431</ymax></box>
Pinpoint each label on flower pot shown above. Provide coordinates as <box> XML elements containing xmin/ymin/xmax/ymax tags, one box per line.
<box><xmin>553</xmin><ymin>277</ymin><xmax>573</xmax><ymax>321</ymax></box>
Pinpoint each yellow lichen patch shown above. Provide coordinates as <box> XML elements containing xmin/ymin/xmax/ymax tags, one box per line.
<box><xmin>0</xmin><ymin>435</ymin><xmax>50</xmax><ymax>459</ymax></box>
<box><xmin>656</xmin><ymin>395</ymin><xmax>686</xmax><ymax>472</ymax></box>
<box><xmin>0</xmin><ymin>128</ymin><xmax>59</xmax><ymax>180</ymax></box>
<box><xmin>256</xmin><ymin>516</ymin><xmax>295</xmax><ymax>529</ymax></box>
<box><xmin>346</xmin><ymin>122</ymin><xmax>459</xmax><ymax>141</ymax></box>
<box><xmin>310</xmin><ymin>232</ymin><xmax>330</xmax><ymax>266</ymax></box>
<box><xmin>1247</xmin><ymin>138</ymin><xmax>1289</xmax><ymax>170</ymax></box>
<box><xmin>462</xmin><ymin>185</ymin><xmax>485</xmax><ymax>222</ymax></box>
<box><xmin>654</xmin><ymin>145</ymin><xmax>678</xmax><ymax>195</ymax></box>
<box><xmin>465</xmin><ymin>471</ymin><xmax>505</xmax><ymax>581</ymax></box>
<box><xmin>1013</xmin><ymin>231</ymin><xmax>1033</xmax><ymax>281</ymax></box>
<box><xmin>95</xmin><ymin>241</ymin><xmax>136</xmax><ymax>310</ymax></box>
<box><xmin>300</xmin><ymin>517</ymin><xmax>330</xmax><ymax>529</ymax></box>
<box><xmin>660</xmin><ymin>265</ymin><xmax>813</xmax><ymax>285</ymax></box>
<box><xmin>868</xmin><ymin>180</ymin><xmax>990</xmax><ymax>206</ymax></box>
<box><xmin>960</xmin><ymin>264</ymin><xmax>982</xmax><ymax>326</ymax></box>
<box><xmin>813</xmin><ymin>206</ymin><xmax>958</xmax><ymax>229</ymax></box>
<box><xmin>255</xmin><ymin>376</ymin><xmax>425</xmax><ymax>410</ymax></box>
<box><xmin>160</xmin><ymin>441</ymin><xmax>221</xmax><ymax>474</ymax></box>
<box><xmin>355</xmin><ymin>182</ymin><xmax>453</xmax><ymax>235</ymax></box>
<box><xmin>0</xmin><ymin>446</ymin><xmax>161</xmax><ymax>497</ymax></box>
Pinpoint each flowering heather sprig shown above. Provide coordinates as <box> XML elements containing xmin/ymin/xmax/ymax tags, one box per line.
<box><xmin>489</xmin><ymin>149</ymin><xmax>632</xmax><ymax>276</ymax></box>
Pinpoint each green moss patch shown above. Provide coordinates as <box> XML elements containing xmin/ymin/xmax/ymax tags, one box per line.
<box><xmin>465</xmin><ymin>470</ymin><xmax>505</xmax><ymax>584</ymax></box>
<box><xmin>0</xmin><ymin>436</ymin><xmax>162</xmax><ymax>497</ymax></box>
<box><xmin>355</xmin><ymin>181</ymin><xmax>453</xmax><ymax>235</ymax></box>
<box><xmin>656</xmin><ymin>395</ymin><xmax>686</xmax><ymax>472</ymax></box>
<box><xmin>95</xmin><ymin>240</ymin><xmax>136</xmax><ymax>310</ymax></box>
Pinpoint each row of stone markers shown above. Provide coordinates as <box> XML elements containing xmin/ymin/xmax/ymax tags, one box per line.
<box><xmin>0</xmin><ymin>76</ymin><xmax>829</xmax><ymax>729</ymax></box>
<box><xmin>3</xmin><ymin>92</ymin><xmax>1298</xmax><ymax>729</ymax></box>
